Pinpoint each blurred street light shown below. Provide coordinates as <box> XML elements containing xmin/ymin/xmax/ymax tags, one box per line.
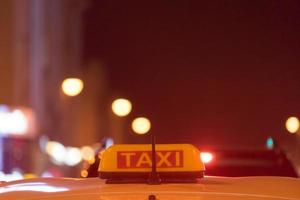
<box><xmin>0</xmin><ymin>171</ymin><xmax>23</xmax><ymax>182</ymax></box>
<box><xmin>285</xmin><ymin>116</ymin><xmax>299</xmax><ymax>134</ymax></box>
<box><xmin>61</xmin><ymin>78</ymin><xmax>84</xmax><ymax>97</ymax></box>
<box><xmin>45</xmin><ymin>141</ymin><xmax>66</xmax><ymax>165</ymax></box>
<box><xmin>131</xmin><ymin>117</ymin><xmax>151</xmax><ymax>135</ymax></box>
<box><xmin>111</xmin><ymin>98</ymin><xmax>132</xmax><ymax>117</ymax></box>
<box><xmin>80</xmin><ymin>146</ymin><xmax>95</xmax><ymax>162</ymax></box>
<box><xmin>44</xmin><ymin>140</ymin><xmax>101</xmax><ymax>166</ymax></box>
<box><xmin>65</xmin><ymin>147</ymin><xmax>82</xmax><ymax>166</ymax></box>
<box><xmin>0</xmin><ymin>109</ymin><xmax>28</xmax><ymax>135</ymax></box>
<box><xmin>80</xmin><ymin>169</ymin><xmax>88</xmax><ymax>178</ymax></box>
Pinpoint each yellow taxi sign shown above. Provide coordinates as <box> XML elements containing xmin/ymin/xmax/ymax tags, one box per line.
<box><xmin>98</xmin><ymin>144</ymin><xmax>205</xmax><ymax>180</ymax></box>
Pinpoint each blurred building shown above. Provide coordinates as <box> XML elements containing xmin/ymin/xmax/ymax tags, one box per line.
<box><xmin>0</xmin><ymin>0</ymin><xmax>111</xmax><ymax>177</ymax></box>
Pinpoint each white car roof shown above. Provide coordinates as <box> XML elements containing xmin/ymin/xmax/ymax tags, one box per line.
<box><xmin>0</xmin><ymin>176</ymin><xmax>300</xmax><ymax>200</ymax></box>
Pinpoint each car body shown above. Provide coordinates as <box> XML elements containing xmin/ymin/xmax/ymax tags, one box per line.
<box><xmin>204</xmin><ymin>149</ymin><xmax>298</xmax><ymax>177</ymax></box>
<box><xmin>1</xmin><ymin>176</ymin><xmax>300</xmax><ymax>200</ymax></box>
<box><xmin>2</xmin><ymin>143</ymin><xmax>300</xmax><ymax>200</ymax></box>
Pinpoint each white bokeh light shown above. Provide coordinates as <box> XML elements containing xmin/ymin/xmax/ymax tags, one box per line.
<box><xmin>64</xmin><ymin>147</ymin><xmax>82</xmax><ymax>166</ymax></box>
<box><xmin>285</xmin><ymin>116</ymin><xmax>299</xmax><ymax>134</ymax></box>
<box><xmin>61</xmin><ymin>78</ymin><xmax>84</xmax><ymax>97</ymax></box>
<box><xmin>111</xmin><ymin>98</ymin><xmax>132</xmax><ymax>117</ymax></box>
<box><xmin>131</xmin><ymin>117</ymin><xmax>151</xmax><ymax>134</ymax></box>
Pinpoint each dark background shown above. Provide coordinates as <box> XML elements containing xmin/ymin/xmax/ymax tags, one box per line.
<box><xmin>83</xmin><ymin>1</ymin><xmax>300</xmax><ymax>149</ymax></box>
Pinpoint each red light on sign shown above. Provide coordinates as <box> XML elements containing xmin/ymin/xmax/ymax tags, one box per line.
<box><xmin>117</xmin><ymin>150</ymin><xmax>183</xmax><ymax>168</ymax></box>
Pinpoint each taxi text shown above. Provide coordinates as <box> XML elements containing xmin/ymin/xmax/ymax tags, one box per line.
<box><xmin>117</xmin><ymin>150</ymin><xmax>183</xmax><ymax>168</ymax></box>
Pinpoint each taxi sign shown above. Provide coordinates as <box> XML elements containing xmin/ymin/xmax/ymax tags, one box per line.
<box><xmin>98</xmin><ymin>144</ymin><xmax>205</xmax><ymax>181</ymax></box>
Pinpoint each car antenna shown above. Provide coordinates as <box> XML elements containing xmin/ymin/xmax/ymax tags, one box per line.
<box><xmin>147</xmin><ymin>135</ymin><xmax>161</xmax><ymax>184</ymax></box>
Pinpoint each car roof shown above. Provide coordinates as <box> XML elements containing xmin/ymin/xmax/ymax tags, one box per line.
<box><xmin>1</xmin><ymin>176</ymin><xmax>300</xmax><ymax>200</ymax></box>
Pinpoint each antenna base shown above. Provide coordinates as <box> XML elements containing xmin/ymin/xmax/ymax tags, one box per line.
<box><xmin>147</xmin><ymin>172</ymin><xmax>161</xmax><ymax>185</ymax></box>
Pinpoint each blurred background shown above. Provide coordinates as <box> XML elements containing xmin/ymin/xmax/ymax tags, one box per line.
<box><xmin>0</xmin><ymin>0</ymin><xmax>299</xmax><ymax>180</ymax></box>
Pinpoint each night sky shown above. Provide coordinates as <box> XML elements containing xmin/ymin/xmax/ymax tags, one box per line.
<box><xmin>84</xmin><ymin>1</ymin><xmax>300</xmax><ymax>149</ymax></box>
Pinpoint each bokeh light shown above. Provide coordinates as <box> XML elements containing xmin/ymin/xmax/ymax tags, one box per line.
<box><xmin>65</xmin><ymin>147</ymin><xmax>82</xmax><ymax>166</ymax></box>
<box><xmin>80</xmin><ymin>169</ymin><xmax>88</xmax><ymax>178</ymax></box>
<box><xmin>41</xmin><ymin>171</ymin><xmax>53</xmax><ymax>178</ymax></box>
<box><xmin>105</xmin><ymin>137</ymin><xmax>114</xmax><ymax>149</ymax></box>
<box><xmin>131</xmin><ymin>117</ymin><xmax>151</xmax><ymax>134</ymax></box>
<box><xmin>45</xmin><ymin>141</ymin><xmax>66</xmax><ymax>165</ymax></box>
<box><xmin>0</xmin><ymin>170</ymin><xmax>23</xmax><ymax>182</ymax></box>
<box><xmin>23</xmin><ymin>173</ymin><xmax>37</xmax><ymax>179</ymax></box>
<box><xmin>111</xmin><ymin>98</ymin><xmax>132</xmax><ymax>117</ymax></box>
<box><xmin>285</xmin><ymin>116</ymin><xmax>299</xmax><ymax>134</ymax></box>
<box><xmin>88</xmin><ymin>157</ymin><xmax>96</xmax><ymax>165</ymax></box>
<box><xmin>80</xmin><ymin>146</ymin><xmax>95</xmax><ymax>161</ymax></box>
<box><xmin>0</xmin><ymin>109</ymin><xmax>28</xmax><ymax>134</ymax></box>
<box><xmin>265</xmin><ymin>137</ymin><xmax>274</xmax><ymax>150</ymax></box>
<box><xmin>200</xmin><ymin>152</ymin><xmax>213</xmax><ymax>164</ymax></box>
<box><xmin>61</xmin><ymin>78</ymin><xmax>84</xmax><ymax>97</ymax></box>
<box><xmin>39</xmin><ymin>135</ymin><xmax>49</xmax><ymax>152</ymax></box>
<box><xmin>45</xmin><ymin>141</ymin><xmax>59</xmax><ymax>155</ymax></box>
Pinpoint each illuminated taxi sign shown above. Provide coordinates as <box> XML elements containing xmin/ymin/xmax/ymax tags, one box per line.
<box><xmin>117</xmin><ymin>150</ymin><xmax>183</xmax><ymax>168</ymax></box>
<box><xmin>99</xmin><ymin>144</ymin><xmax>205</xmax><ymax>180</ymax></box>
